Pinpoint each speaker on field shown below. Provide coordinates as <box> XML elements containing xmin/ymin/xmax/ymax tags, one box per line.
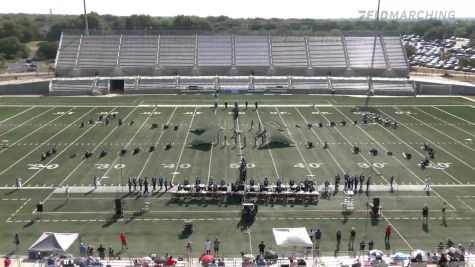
<box><xmin>373</xmin><ymin>198</ymin><xmax>380</xmax><ymax>208</ymax></box>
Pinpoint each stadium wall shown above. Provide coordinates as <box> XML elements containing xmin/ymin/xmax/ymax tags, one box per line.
<box><xmin>0</xmin><ymin>81</ymin><xmax>49</xmax><ymax>95</ymax></box>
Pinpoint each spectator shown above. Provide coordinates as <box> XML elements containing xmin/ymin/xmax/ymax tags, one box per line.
<box><xmin>217</xmin><ymin>258</ymin><xmax>225</xmax><ymax>267</ymax></box>
<box><xmin>336</xmin><ymin>230</ymin><xmax>342</xmax><ymax>251</ymax></box>
<box><xmin>385</xmin><ymin>225</ymin><xmax>392</xmax><ymax>243</ymax></box>
<box><xmin>308</xmin><ymin>228</ymin><xmax>314</xmax><ymax>242</ymax></box>
<box><xmin>14</xmin><ymin>233</ymin><xmax>20</xmax><ymax>251</ymax></box>
<box><xmin>422</xmin><ymin>205</ymin><xmax>429</xmax><ymax>225</ymax></box>
<box><xmin>446</xmin><ymin>238</ymin><xmax>454</xmax><ymax>248</ymax></box>
<box><xmin>205</xmin><ymin>239</ymin><xmax>211</xmax><ymax>254</ymax></box>
<box><xmin>315</xmin><ymin>229</ymin><xmax>322</xmax><ymax>249</ymax></box>
<box><xmin>79</xmin><ymin>243</ymin><xmax>87</xmax><ymax>257</ymax></box>
<box><xmin>209</xmin><ymin>260</ymin><xmax>218</xmax><ymax>267</ymax></box>
<box><xmin>4</xmin><ymin>257</ymin><xmax>11</xmax><ymax>267</ymax></box>
<box><xmin>213</xmin><ymin>238</ymin><xmax>221</xmax><ymax>256</ymax></box>
<box><xmin>368</xmin><ymin>240</ymin><xmax>374</xmax><ymax>250</ymax></box>
<box><xmin>165</xmin><ymin>256</ymin><xmax>177</xmax><ymax>266</ymax></box>
<box><xmin>437</xmin><ymin>242</ymin><xmax>444</xmax><ymax>254</ymax></box>
<box><xmin>97</xmin><ymin>244</ymin><xmax>106</xmax><ymax>260</ymax></box>
<box><xmin>438</xmin><ymin>253</ymin><xmax>447</xmax><ymax>267</ymax></box>
<box><xmin>185</xmin><ymin>242</ymin><xmax>192</xmax><ymax>262</ymax></box>
<box><xmin>469</xmin><ymin>240</ymin><xmax>475</xmax><ymax>255</ymax></box>
<box><xmin>258</xmin><ymin>241</ymin><xmax>265</xmax><ymax>256</ymax></box>
<box><xmin>120</xmin><ymin>232</ymin><xmax>128</xmax><ymax>249</ymax></box>
<box><xmin>108</xmin><ymin>247</ymin><xmax>114</xmax><ymax>259</ymax></box>
<box><xmin>349</xmin><ymin>227</ymin><xmax>356</xmax><ymax>251</ymax></box>
<box><xmin>47</xmin><ymin>256</ymin><xmax>55</xmax><ymax>266</ymax></box>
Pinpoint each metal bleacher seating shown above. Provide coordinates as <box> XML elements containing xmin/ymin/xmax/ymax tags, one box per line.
<box><xmin>158</xmin><ymin>36</ymin><xmax>195</xmax><ymax>67</ymax></box>
<box><xmin>197</xmin><ymin>35</ymin><xmax>232</xmax><ymax>66</ymax></box>
<box><xmin>344</xmin><ymin>36</ymin><xmax>387</xmax><ymax>69</ymax></box>
<box><xmin>234</xmin><ymin>36</ymin><xmax>270</xmax><ymax>67</ymax></box>
<box><xmin>50</xmin><ymin>79</ymin><xmax>94</xmax><ymax>95</ymax></box>
<box><xmin>271</xmin><ymin>36</ymin><xmax>308</xmax><ymax>68</ymax></box>
<box><xmin>78</xmin><ymin>36</ymin><xmax>120</xmax><ymax>70</ymax></box>
<box><xmin>119</xmin><ymin>36</ymin><xmax>158</xmax><ymax>70</ymax></box>
<box><xmin>383</xmin><ymin>37</ymin><xmax>409</xmax><ymax>69</ymax></box>
<box><xmin>56</xmin><ymin>35</ymin><xmax>81</xmax><ymax>70</ymax></box>
<box><xmin>307</xmin><ymin>37</ymin><xmax>347</xmax><ymax>69</ymax></box>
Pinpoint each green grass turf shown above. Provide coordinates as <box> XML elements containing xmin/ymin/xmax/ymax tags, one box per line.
<box><xmin>0</xmin><ymin>95</ymin><xmax>474</xmax><ymax>258</ymax></box>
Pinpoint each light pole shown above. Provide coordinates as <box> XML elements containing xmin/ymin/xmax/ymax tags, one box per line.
<box><xmin>83</xmin><ymin>0</ymin><xmax>89</xmax><ymax>36</ymax></box>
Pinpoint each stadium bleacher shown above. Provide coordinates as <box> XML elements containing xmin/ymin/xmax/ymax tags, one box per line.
<box><xmin>270</xmin><ymin>36</ymin><xmax>308</xmax><ymax>69</ymax></box>
<box><xmin>383</xmin><ymin>36</ymin><xmax>410</xmax><ymax>71</ymax></box>
<box><xmin>307</xmin><ymin>37</ymin><xmax>347</xmax><ymax>72</ymax></box>
<box><xmin>77</xmin><ymin>36</ymin><xmax>120</xmax><ymax>74</ymax></box>
<box><xmin>50</xmin><ymin>79</ymin><xmax>94</xmax><ymax>96</ymax></box>
<box><xmin>119</xmin><ymin>35</ymin><xmax>158</xmax><ymax>75</ymax></box>
<box><xmin>344</xmin><ymin>36</ymin><xmax>387</xmax><ymax>71</ymax></box>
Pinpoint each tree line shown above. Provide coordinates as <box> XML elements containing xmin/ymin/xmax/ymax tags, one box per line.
<box><xmin>0</xmin><ymin>13</ymin><xmax>474</xmax><ymax>63</ymax></box>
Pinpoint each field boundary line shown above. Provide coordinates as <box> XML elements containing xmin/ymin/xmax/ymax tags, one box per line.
<box><xmin>275</xmin><ymin>107</ymin><xmax>314</xmax><ymax>177</ymax></box>
<box><xmin>414</xmin><ymin>107</ymin><xmax>475</xmax><ymax>138</ymax></box>
<box><xmin>0</xmin><ymin>106</ymin><xmax>34</xmax><ymax>124</ymax></box>
<box><xmin>433</xmin><ymin>106</ymin><xmax>475</xmax><ymax>126</ymax></box>
<box><xmin>57</xmin><ymin>106</ymin><xmax>140</xmax><ymax>187</ymax></box>
<box><xmin>137</xmin><ymin>107</ymin><xmax>178</xmax><ymax>177</ymax></box>
<box><xmin>256</xmin><ymin>109</ymin><xmax>280</xmax><ymax>180</ymax></box>
<box><xmin>314</xmin><ymin>106</ymin><xmax>388</xmax><ymax>183</ymax></box>
<box><xmin>294</xmin><ymin>107</ymin><xmax>345</xmax><ymax>173</ymax></box>
<box><xmin>24</xmin><ymin>107</ymin><xmax>117</xmax><ymax>185</ymax></box>
<box><xmin>381</xmin><ymin>108</ymin><xmax>475</xmax><ymax>171</ymax></box>
<box><xmin>0</xmin><ymin>107</ymin><xmax>54</xmax><ymax>138</ymax></box>
<box><xmin>400</xmin><ymin>107</ymin><xmax>475</xmax><ymax>152</ymax></box>
<box><xmin>171</xmin><ymin>106</ymin><xmax>198</xmax><ymax>183</ymax></box>
<box><xmin>456</xmin><ymin>197</ymin><xmax>475</xmax><ymax>211</ymax></box>
<box><xmin>0</xmin><ymin>107</ymin><xmax>94</xmax><ymax>177</ymax></box>
<box><xmin>98</xmin><ymin>105</ymin><xmax>161</xmax><ymax>181</ymax></box>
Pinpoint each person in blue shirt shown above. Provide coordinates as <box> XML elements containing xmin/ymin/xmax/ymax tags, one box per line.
<box><xmin>314</xmin><ymin>229</ymin><xmax>322</xmax><ymax>249</ymax></box>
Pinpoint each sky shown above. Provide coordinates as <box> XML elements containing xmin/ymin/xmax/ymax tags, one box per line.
<box><xmin>1</xmin><ymin>0</ymin><xmax>473</xmax><ymax>19</ymax></box>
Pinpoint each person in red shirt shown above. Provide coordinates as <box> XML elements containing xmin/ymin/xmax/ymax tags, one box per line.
<box><xmin>4</xmin><ymin>256</ymin><xmax>11</xmax><ymax>267</ymax></box>
<box><xmin>385</xmin><ymin>224</ymin><xmax>392</xmax><ymax>243</ymax></box>
<box><xmin>165</xmin><ymin>256</ymin><xmax>177</xmax><ymax>266</ymax></box>
<box><xmin>120</xmin><ymin>232</ymin><xmax>128</xmax><ymax>250</ymax></box>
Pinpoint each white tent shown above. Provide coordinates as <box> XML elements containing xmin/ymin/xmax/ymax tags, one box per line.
<box><xmin>272</xmin><ymin>228</ymin><xmax>313</xmax><ymax>247</ymax></box>
<box><xmin>29</xmin><ymin>232</ymin><xmax>79</xmax><ymax>252</ymax></box>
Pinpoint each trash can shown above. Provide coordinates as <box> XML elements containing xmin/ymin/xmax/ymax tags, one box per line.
<box><xmin>184</xmin><ymin>220</ymin><xmax>193</xmax><ymax>232</ymax></box>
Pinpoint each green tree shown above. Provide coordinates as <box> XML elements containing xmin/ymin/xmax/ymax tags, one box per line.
<box><xmin>328</xmin><ymin>29</ymin><xmax>343</xmax><ymax>36</ymax></box>
<box><xmin>0</xmin><ymin>36</ymin><xmax>28</xmax><ymax>59</ymax></box>
<box><xmin>36</xmin><ymin>41</ymin><xmax>58</xmax><ymax>60</ymax></box>
<box><xmin>0</xmin><ymin>53</ymin><xmax>6</xmax><ymax>71</ymax></box>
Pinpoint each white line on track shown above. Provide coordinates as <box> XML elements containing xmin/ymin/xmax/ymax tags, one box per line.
<box><xmin>255</xmin><ymin>109</ymin><xmax>280</xmax><ymax>180</ymax></box>
<box><xmin>433</xmin><ymin>106</ymin><xmax>475</xmax><ymax>126</ymax></box>
<box><xmin>171</xmin><ymin>106</ymin><xmax>198</xmax><ymax>183</ymax></box>
<box><xmin>0</xmin><ymin>106</ymin><xmax>35</xmax><ymax>124</ymax></box>
<box><xmin>137</xmin><ymin>107</ymin><xmax>178</xmax><ymax>177</ymax></box>
<box><xmin>314</xmin><ymin>106</ymin><xmax>388</xmax><ymax>183</ymax></box>
<box><xmin>414</xmin><ymin>107</ymin><xmax>475</xmax><ymax>139</ymax></box>
<box><xmin>275</xmin><ymin>107</ymin><xmax>314</xmax><ymax>177</ymax></box>
<box><xmin>380</xmin><ymin>108</ymin><xmax>475</xmax><ymax>171</ymax></box>
<box><xmin>0</xmin><ymin>107</ymin><xmax>54</xmax><ymax>138</ymax></box>
<box><xmin>6</xmin><ymin>198</ymin><xmax>31</xmax><ymax>221</ymax></box>
<box><xmin>24</xmin><ymin>107</ymin><xmax>117</xmax><ymax>185</ymax></box>
<box><xmin>400</xmin><ymin>107</ymin><xmax>475</xmax><ymax>152</ymax></box>
<box><xmin>0</xmin><ymin>107</ymin><xmax>93</xmax><ymax>177</ymax></box>
<box><xmin>99</xmin><ymin>105</ymin><xmax>160</xmax><ymax>180</ymax></box>
<box><xmin>456</xmin><ymin>197</ymin><xmax>475</xmax><ymax>211</ymax></box>
<box><xmin>57</xmin><ymin>106</ymin><xmax>140</xmax><ymax>187</ymax></box>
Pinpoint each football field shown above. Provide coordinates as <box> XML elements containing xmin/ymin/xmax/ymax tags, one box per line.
<box><xmin>0</xmin><ymin>94</ymin><xmax>474</xmax><ymax>258</ymax></box>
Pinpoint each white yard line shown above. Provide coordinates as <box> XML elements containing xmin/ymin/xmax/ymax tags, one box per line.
<box><xmin>171</xmin><ymin>106</ymin><xmax>198</xmax><ymax>183</ymax></box>
<box><xmin>380</xmin><ymin>108</ymin><xmax>475</xmax><ymax>171</ymax></box>
<box><xmin>314</xmin><ymin>106</ymin><xmax>389</xmax><ymax>183</ymax></box>
<box><xmin>248</xmin><ymin>227</ymin><xmax>253</xmax><ymax>254</ymax></box>
<box><xmin>294</xmin><ymin>107</ymin><xmax>345</xmax><ymax>172</ymax></box>
<box><xmin>0</xmin><ymin>106</ymin><xmax>35</xmax><ymax>124</ymax></box>
<box><xmin>137</xmin><ymin>107</ymin><xmax>178</xmax><ymax>177</ymax></box>
<box><xmin>57</xmin><ymin>106</ymin><xmax>140</xmax><ymax>187</ymax></box>
<box><xmin>207</xmin><ymin>143</ymin><xmax>214</xmax><ymax>183</ymax></box>
<box><xmin>0</xmin><ymin>107</ymin><xmax>72</xmax><ymax>155</ymax></box>
<box><xmin>456</xmin><ymin>197</ymin><xmax>475</xmax><ymax>212</ymax></box>
<box><xmin>274</xmin><ymin>107</ymin><xmax>314</xmax><ymax>177</ymax></box>
<box><xmin>397</xmin><ymin>107</ymin><xmax>475</xmax><ymax>152</ymax></box>
<box><xmin>0</xmin><ymin>107</ymin><xmax>93</xmax><ymax>177</ymax></box>
<box><xmin>354</xmin><ymin>108</ymin><xmax>464</xmax><ymax>185</ymax></box>
<box><xmin>24</xmin><ymin>107</ymin><xmax>118</xmax><ymax>185</ymax></box>
<box><xmin>100</xmin><ymin>106</ymin><xmax>160</xmax><ymax>179</ymax></box>
<box><xmin>0</xmin><ymin>107</ymin><xmax>54</xmax><ymax>138</ymax></box>
<box><xmin>433</xmin><ymin>106</ymin><xmax>475</xmax><ymax>126</ymax></box>
<box><xmin>7</xmin><ymin>198</ymin><xmax>31</xmax><ymax>221</ymax></box>
<box><xmin>331</xmin><ymin>106</ymin><xmax>460</xmax><ymax>209</ymax></box>
<box><xmin>414</xmin><ymin>107</ymin><xmax>475</xmax><ymax>138</ymax></box>
<box><xmin>380</xmin><ymin>212</ymin><xmax>413</xmax><ymax>250</ymax></box>
<box><xmin>255</xmin><ymin>109</ymin><xmax>280</xmax><ymax>180</ymax></box>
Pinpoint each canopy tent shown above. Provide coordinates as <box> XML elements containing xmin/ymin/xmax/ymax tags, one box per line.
<box><xmin>29</xmin><ymin>232</ymin><xmax>79</xmax><ymax>252</ymax></box>
<box><xmin>272</xmin><ymin>228</ymin><xmax>313</xmax><ymax>247</ymax></box>
<box><xmin>410</xmin><ymin>249</ymin><xmax>428</xmax><ymax>262</ymax></box>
